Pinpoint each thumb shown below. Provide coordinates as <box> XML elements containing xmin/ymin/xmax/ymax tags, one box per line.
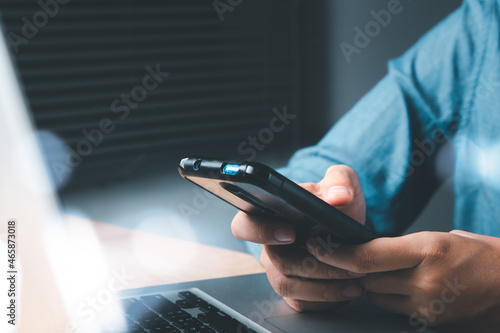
<box><xmin>318</xmin><ymin>165</ymin><xmax>366</xmax><ymax>224</ymax></box>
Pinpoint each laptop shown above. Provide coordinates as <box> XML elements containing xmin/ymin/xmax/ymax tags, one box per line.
<box><xmin>0</xmin><ymin>20</ymin><xmax>436</xmax><ymax>333</ymax></box>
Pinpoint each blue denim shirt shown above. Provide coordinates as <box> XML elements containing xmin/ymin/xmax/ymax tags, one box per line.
<box><xmin>278</xmin><ymin>0</ymin><xmax>500</xmax><ymax>239</ymax></box>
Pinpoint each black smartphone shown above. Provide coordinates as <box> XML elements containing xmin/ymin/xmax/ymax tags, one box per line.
<box><xmin>178</xmin><ymin>157</ymin><xmax>378</xmax><ymax>244</ymax></box>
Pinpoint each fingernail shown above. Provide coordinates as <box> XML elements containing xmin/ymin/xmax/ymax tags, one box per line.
<box><xmin>328</xmin><ymin>186</ymin><xmax>350</xmax><ymax>198</ymax></box>
<box><xmin>274</xmin><ymin>228</ymin><xmax>293</xmax><ymax>242</ymax></box>
<box><xmin>342</xmin><ymin>285</ymin><xmax>362</xmax><ymax>298</ymax></box>
<box><xmin>348</xmin><ymin>271</ymin><xmax>366</xmax><ymax>278</ymax></box>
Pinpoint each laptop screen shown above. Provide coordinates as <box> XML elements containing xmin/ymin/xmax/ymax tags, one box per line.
<box><xmin>0</xmin><ymin>20</ymin><xmax>122</xmax><ymax>333</ymax></box>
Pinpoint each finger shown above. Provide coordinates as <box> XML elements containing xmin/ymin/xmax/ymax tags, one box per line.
<box><xmin>283</xmin><ymin>297</ymin><xmax>349</xmax><ymax>312</ymax></box>
<box><xmin>298</xmin><ymin>182</ymin><xmax>318</xmax><ymax>194</ymax></box>
<box><xmin>265</xmin><ymin>244</ymin><xmax>365</xmax><ymax>280</ymax></box>
<box><xmin>361</xmin><ymin>269</ymin><xmax>414</xmax><ymax>296</ymax></box>
<box><xmin>318</xmin><ymin>165</ymin><xmax>366</xmax><ymax>223</ymax></box>
<box><xmin>366</xmin><ymin>293</ymin><xmax>412</xmax><ymax>316</ymax></box>
<box><xmin>306</xmin><ymin>234</ymin><xmax>424</xmax><ymax>274</ymax></box>
<box><xmin>231</xmin><ymin>211</ymin><xmax>295</xmax><ymax>244</ymax></box>
<box><xmin>262</xmin><ymin>250</ymin><xmax>363</xmax><ymax>302</ymax></box>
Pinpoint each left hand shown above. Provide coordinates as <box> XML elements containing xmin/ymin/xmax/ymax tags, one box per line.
<box><xmin>306</xmin><ymin>230</ymin><xmax>500</xmax><ymax>330</ymax></box>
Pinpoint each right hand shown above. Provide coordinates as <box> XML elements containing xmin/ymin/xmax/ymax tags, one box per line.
<box><xmin>231</xmin><ymin>165</ymin><xmax>368</xmax><ymax>312</ymax></box>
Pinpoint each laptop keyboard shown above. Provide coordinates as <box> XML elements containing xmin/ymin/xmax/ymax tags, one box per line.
<box><xmin>109</xmin><ymin>291</ymin><xmax>259</xmax><ymax>333</ymax></box>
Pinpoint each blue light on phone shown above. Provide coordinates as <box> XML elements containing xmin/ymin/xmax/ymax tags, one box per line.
<box><xmin>222</xmin><ymin>164</ymin><xmax>240</xmax><ymax>175</ymax></box>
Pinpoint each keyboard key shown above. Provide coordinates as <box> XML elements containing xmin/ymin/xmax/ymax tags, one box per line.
<box><xmin>199</xmin><ymin>310</ymin><xmax>245</xmax><ymax>332</ymax></box>
<box><xmin>149</xmin><ymin>326</ymin><xmax>181</xmax><ymax>333</ymax></box>
<box><xmin>184</xmin><ymin>327</ymin><xmax>209</xmax><ymax>333</ymax></box>
<box><xmin>122</xmin><ymin>298</ymin><xmax>152</xmax><ymax>322</ymax></box>
<box><xmin>141</xmin><ymin>295</ymin><xmax>180</xmax><ymax>315</ymax></box>
<box><xmin>121</xmin><ymin>291</ymin><xmax>257</xmax><ymax>333</ymax></box>
<box><xmin>178</xmin><ymin>291</ymin><xmax>210</xmax><ymax>309</ymax></box>
<box><xmin>128</xmin><ymin>325</ymin><xmax>147</xmax><ymax>333</ymax></box>
<box><xmin>165</xmin><ymin>309</ymin><xmax>190</xmax><ymax>321</ymax></box>
<box><xmin>196</xmin><ymin>327</ymin><xmax>216</xmax><ymax>333</ymax></box>
<box><xmin>178</xmin><ymin>292</ymin><xmax>203</xmax><ymax>303</ymax></box>
<box><xmin>177</xmin><ymin>317</ymin><xmax>205</xmax><ymax>330</ymax></box>
<box><xmin>130</xmin><ymin>311</ymin><xmax>158</xmax><ymax>324</ymax></box>
<box><xmin>122</xmin><ymin>298</ymin><xmax>149</xmax><ymax>315</ymax></box>
<box><xmin>175</xmin><ymin>299</ymin><xmax>197</xmax><ymax>309</ymax></box>
<box><xmin>197</xmin><ymin>313</ymin><xmax>209</xmax><ymax>323</ymax></box>
<box><xmin>172</xmin><ymin>317</ymin><xmax>190</xmax><ymax>327</ymax></box>
<box><xmin>144</xmin><ymin>317</ymin><xmax>180</xmax><ymax>332</ymax></box>
<box><xmin>199</xmin><ymin>304</ymin><xmax>220</xmax><ymax>313</ymax></box>
<box><xmin>178</xmin><ymin>291</ymin><xmax>197</xmax><ymax>300</ymax></box>
<box><xmin>140</xmin><ymin>315</ymin><xmax>167</xmax><ymax>329</ymax></box>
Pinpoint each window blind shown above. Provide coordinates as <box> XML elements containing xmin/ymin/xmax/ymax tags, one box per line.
<box><xmin>0</xmin><ymin>0</ymin><xmax>300</xmax><ymax>188</ymax></box>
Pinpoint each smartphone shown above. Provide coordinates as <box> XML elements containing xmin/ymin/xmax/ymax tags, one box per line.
<box><xmin>178</xmin><ymin>157</ymin><xmax>378</xmax><ymax>244</ymax></box>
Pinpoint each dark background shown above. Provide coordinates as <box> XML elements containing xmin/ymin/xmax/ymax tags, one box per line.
<box><xmin>1</xmin><ymin>0</ymin><xmax>462</xmax><ymax>251</ymax></box>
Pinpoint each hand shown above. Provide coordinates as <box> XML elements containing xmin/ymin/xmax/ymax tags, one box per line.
<box><xmin>231</xmin><ymin>165</ymin><xmax>368</xmax><ymax>311</ymax></box>
<box><xmin>306</xmin><ymin>230</ymin><xmax>500</xmax><ymax>330</ymax></box>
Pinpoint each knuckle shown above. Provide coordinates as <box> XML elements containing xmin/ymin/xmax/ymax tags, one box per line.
<box><xmin>328</xmin><ymin>165</ymin><xmax>351</xmax><ymax>180</ymax></box>
<box><xmin>288</xmin><ymin>299</ymin><xmax>309</xmax><ymax>312</ymax></box>
<box><xmin>260</xmin><ymin>247</ymin><xmax>269</xmax><ymax>267</ymax></box>
<box><xmin>231</xmin><ymin>213</ymin><xmax>249</xmax><ymax>240</ymax></box>
<box><xmin>338</xmin><ymin>164</ymin><xmax>358</xmax><ymax>180</ymax></box>
<box><xmin>268</xmin><ymin>249</ymin><xmax>289</xmax><ymax>274</ymax></box>
<box><xmin>326</xmin><ymin>165</ymin><xmax>338</xmax><ymax>174</ymax></box>
<box><xmin>274</xmin><ymin>276</ymin><xmax>297</xmax><ymax>297</ymax></box>
<box><xmin>423</xmin><ymin>233</ymin><xmax>451</xmax><ymax>261</ymax></box>
<box><xmin>231</xmin><ymin>223</ymin><xmax>243</xmax><ymax>240</ymax></box>
<box><xmin>336</xmin><ymin>164</ymin><xmax>354</xmax><ymax>174</ymax></box>
<box><xmin>312</xmin><ymin>243</ymin><xmax>330</xmax><ymax>262</ymax></box>
<box><xmin>352</xmin><ymin>248</ymin><xmax>376</xmax><ymax>273</ymax></box>
<box><xmin>277</xmin><ymin>257</ymin><xmax>291</xmax><ymax>275</ymax></box>
<box><xmin>256</xmin><ymin>227</ymin><xmax>269</xmax><ymax>244</ymax></box>
<box><xmin>415</xmin><ymin>273</ymin><xmax>441</xmax><ymax>296</ymax></box>
<box><xmin>321</xmin><ymin>286</ymin><xmax>336</xmax><ymax>302</ymax></box>
<box><xmin>325</xmin><ymin>266</ymin><xmax>341</xmax><ymax>279</ymax></box>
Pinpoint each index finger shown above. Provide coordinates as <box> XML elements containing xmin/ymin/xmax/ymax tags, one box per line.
<box><xmin>306</xmin><ymin>233</ymin><xmax>424</xmax><ymax>274</ymax></box>
<box><xmin>231</xmin><ymin>211</ymin><xmax>296</xmax><ymax>245</ymax></box>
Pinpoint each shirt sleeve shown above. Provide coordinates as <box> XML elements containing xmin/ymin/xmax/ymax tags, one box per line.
<box><xmin>278</xmin><ymin>0</ymin><xmax>491</xmax><ymax>236</ymax></box>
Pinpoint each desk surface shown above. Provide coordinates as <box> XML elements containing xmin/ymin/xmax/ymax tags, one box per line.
<box><xmin>67</xmin><ymin>216</ymin><xmax>265</xmax><ymax>289</ymax></box>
